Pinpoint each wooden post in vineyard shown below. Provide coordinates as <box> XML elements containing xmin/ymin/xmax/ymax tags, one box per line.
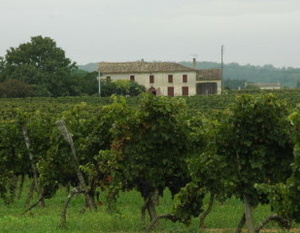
<box><xmin>56</xmin><ymin>120</ymin><xmax>96</xmax><ymax>210</ymax></box>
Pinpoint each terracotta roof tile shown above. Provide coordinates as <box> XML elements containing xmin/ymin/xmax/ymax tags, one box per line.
<box><xmin>197</xmin><ymin>69</ymin><xmax>221</xmax><ymax>80</ymax></box>
<box><xmin>98</xmin><ymin>61</ymin><xmax>198</xmax><ymax>74</ymax></box>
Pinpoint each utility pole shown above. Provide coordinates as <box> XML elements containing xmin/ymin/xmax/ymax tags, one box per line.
<box><xmin>98</xmin><ymin>70</ymin><xmax>101</xmax><ymax>97</ymax></box>
<box><xmin>221</xmin><ymin>45</ymin><xmax>224</xmax><ymax>93</ymax></box>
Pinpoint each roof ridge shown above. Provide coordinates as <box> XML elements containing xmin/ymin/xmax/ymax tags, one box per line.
<box><xmin>98</xmin><ymin>61</ymin><xmax>198</xmax><ymax>73</ymax></box>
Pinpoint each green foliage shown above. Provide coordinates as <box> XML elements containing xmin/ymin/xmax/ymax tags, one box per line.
<box><xmin>100</xmin><ymin>79</ymin><xmax>146</xmax><ymax>97</ymax></box>
<box><xmin>91</xmin><ymin>94</ymin><xmax>194</xmax><ymax>216</ymax></box>
<box><xmin>224</xmin><ymin>78</ymin><xmax>247</xmax><ymax>90</ymax></box>
<box><xmin>80</xmin><ymin>61</ymin><xmax>300</xmax><ymax>89</ymax></box>
<box><xmin>1</xmin><ymin>89</ymin><xmax>300</xmax><ymax>112</ymax></box>
<box><xmin>0</xmin><ymin>56</ymin><xmax>6</xmax><ymax>81</ymax></box>
<box><xmin>244</xmin><ymin>83</ymin><xmax>260</xmax><ymax>90</ymax></box>
<box><xmin>0</xmin><ymin>79</ymin><xmax>32</xmax><ymax>97</ymax></box>
<box><xmin>188</xmin><ymin>152</ymin><xmax>229</xmax><ymax>198</ymax></box>
<box><xmin>0</xmin><ymin>93</ymin><xmax>299</xmax><ymax>230</ymax></box>
<box><xmin>186</xmin><ymin>113</ymin><xmax>231</xmax><ymax>197</ymax></box>
<box><xmin>37</xmin><ymin>102</ymin><xmax>104</xmax><ymax>197</ymax></box>
<box><xmin>216</xmin><ymin>94</ymin><xmax>293</xmax><ymax>206</ymax></box>
<box><xmin>0</xmin><ymin>120</ymin><xmax>26</xmax><ymax>204</ymax></box>
<box><xmin>127</xmin><ymin>80</ymin><xmax>146</xmax><ymax>96</ymax></box>
<box><xmin>0</xmin><ymin>36</ymin><xmax>76</xmax><ymax>97</ymax></box>
<box><xmin>180</xmin><ymin>61</ymin><xmax>300</xmax><ymax>88</ymax></box>
<box><xmin>69</xmin><ymin>71</ymin><xmax>99</xmax><ymax>96</ymax></box>
<box><xmin>256</xmin><ymin>107</ymin><xmax>300</xmax><ymax>223</ymax></box>
<box><xmin>173</xmin><ymin>183</ymin><xmax>205</xmax><ymax>225</ymax></box>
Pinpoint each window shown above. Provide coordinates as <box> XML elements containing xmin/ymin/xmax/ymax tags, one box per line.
<box><xmin>130</xmin><ymin>75</ymin><xmax>135</xmax><ymax>81</ymax></box>
<box><xmin>168</xmin><ymin>75</ymin><xmax>173</xmax><ymax>83</ymax></box>
<box><xmin>182</xmin><ymin>86</ymin><xmax>189</xmax><ymax>96</ymax></box>
<box><xmin>149</xmin><ymin>75</ymin><xmax>154</xmax><ymax>84</ymax></box>
<box><xmin>183</xmin><ymin>74</ymin><xmax>188</xmax><ymax>83</ymax></box>
<box><xmin>106</xmin><ymin>76</ymin><xmax>111</xmax><ymax>80</ymax></box>
<box><xmin>168</xmin><ymin>87</ymin><xmax>174</xmax><ymax>96</ymax></box>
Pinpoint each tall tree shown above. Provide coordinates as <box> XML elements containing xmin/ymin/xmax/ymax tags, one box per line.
<box><xmin>0</xmin><ymin>36</ymin><xmax>76</xmax><ymax>97</ymax></box>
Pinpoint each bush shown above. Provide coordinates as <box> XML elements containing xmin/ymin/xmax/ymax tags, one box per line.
<box><xmin>0</xmin><ymin>79</ymin><xmax>32</xmax><ymax>98</ymax></box>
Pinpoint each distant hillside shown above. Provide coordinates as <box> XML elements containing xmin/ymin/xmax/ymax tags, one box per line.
<box><xmin>79</xmin><ymin>61</ymin><xmax>300</xmax><ymax>88</ymax></box>
<box><xmin>78</xmin><ymin>63</ymin><xmax>98</xmax><ymax>72</ymax></box>
<box><xmin>182</xmin><ymin>61</ymin><xmax>300</xmax><ymax>88</ymax></box>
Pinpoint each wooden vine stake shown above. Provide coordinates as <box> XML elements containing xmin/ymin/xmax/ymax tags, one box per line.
<box><xmin>56</xmin><ymin>120</ymin><xmax>97</xmax><ymax>227</ymax></box>
<box><xmin>22</xmin><ymin>126</ymin><xmax>45</xmax><ymax>207</ymax></box>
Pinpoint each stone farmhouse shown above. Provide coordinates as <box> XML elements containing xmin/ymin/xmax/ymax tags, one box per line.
<box><xmin>98</xmin><ymin>59</ymin><xmax>221</xmax><ymax>96</ymax></box>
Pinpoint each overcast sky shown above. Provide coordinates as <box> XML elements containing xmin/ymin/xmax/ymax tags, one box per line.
<box><xmin>1</xmin><ymin>0</ymin><xmax>300</xmax><ymax>68</ymax></box>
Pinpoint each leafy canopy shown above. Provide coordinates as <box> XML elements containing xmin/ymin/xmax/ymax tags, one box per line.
<box><xmin>0</xmin><ymin>36</ymin><xmax>76</xmax><ymax>97</ymax></box>
<box><xmin>216</xmin><ymin>94</ymin><xmax>293</xmax><ymax>205</ymax></box>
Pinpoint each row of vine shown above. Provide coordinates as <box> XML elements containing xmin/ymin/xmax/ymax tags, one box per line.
<box><xmin>0</xmin><ymin>93</ymin><xmax>300</xmax><ymax>233</ymax></box>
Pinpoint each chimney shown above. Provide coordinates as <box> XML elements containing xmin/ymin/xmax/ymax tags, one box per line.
<box><xmin>193</xmin><ymin>58</ymin><xmax>196</xmax><ymax>68</ymax></box>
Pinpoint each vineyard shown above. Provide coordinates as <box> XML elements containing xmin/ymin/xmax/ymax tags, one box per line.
<box><xmin>1</xmin><ymin>90</ymin><xmax>300</xmax><ymax>233</ymax></box>
<box><xmin>1</xmin><ymin>88</ymin><xmax>300</xmax><ymax>112</ymax></box>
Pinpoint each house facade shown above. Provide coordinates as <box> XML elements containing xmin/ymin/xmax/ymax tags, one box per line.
<box><xmin>98</xmin><ymin>60</ymin><xmax>221</xmax><ymax>96</ymax></box>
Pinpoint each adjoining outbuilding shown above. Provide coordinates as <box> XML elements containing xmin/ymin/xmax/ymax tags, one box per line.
<box><xmin>98</xmin><ymin>59</ymin><xmax>221</xmax><ymax>96</ymax></box>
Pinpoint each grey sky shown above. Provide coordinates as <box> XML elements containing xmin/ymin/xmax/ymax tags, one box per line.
<box><xmin>1</xmin><ymin>0</ymin><xmax>300</xmax><ymax>68</ymax></box>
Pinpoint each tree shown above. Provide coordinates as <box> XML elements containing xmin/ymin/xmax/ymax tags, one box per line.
<box><xmin>0</xmin><ymin>36</ymin><xmax>77</xmax><ymax>97</ymax></box>
<box><xmin>112</xmin><ymin>79</ymin><xmax>146</xmax><ymax>96</ymax></box>
<box><xmin>100</xmin><ymin>79</ymin><xmax>146</xmax><ymax>97</ymax></box>
<box><xmin>0</xmin><ymin>79</ymin><xmax>32</xmax><ymax>98</ymax></box>
<box><xmin>69</xmin><ymin>70</ymin><xmax>98</xmax><ymax>96</ymax></box>
<box><xmin>224</xmin><ymin>79</ymin><xmax>247</xmax><ymax>90</ymax></box>
<box><xmin>244</xmin><ymin>82</ymin><xmax>260</xmax><ymax>90</ymax></box>
<box><xmin>0</xmin><ymin>57</ymin><xmax>5</xmax><ymax>81</ymax></box>
<box><xmin>100</xmin><ymin>78</ymin><xmax>116</xmax><ymax>97</ymax></box>
<box><xmin>128</xmin><ymin>80</ymin><xmax>146</xmax><ymax>96</ymax></box>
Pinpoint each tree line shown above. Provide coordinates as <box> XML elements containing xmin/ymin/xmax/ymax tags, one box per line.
<box><xmin>0</xmin><ymin>36</ymin><xmax>145</xmax><ymax>97</ymax></box>
<box><xmin>2</xmin><ymin>35</ymin><xmax>299</xmax><ymax>97</ymax></box>
<box><xmin>180</xmin><ymin>61</ymin><xmax>300</xmax><ymax>89</ymax></box>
